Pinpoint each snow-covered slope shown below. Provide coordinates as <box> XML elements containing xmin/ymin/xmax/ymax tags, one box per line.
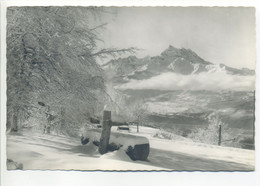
<box><xmin>6</xmin><ymin>126</ymin><xmax>254</xmax><ymax>171</ymax></box>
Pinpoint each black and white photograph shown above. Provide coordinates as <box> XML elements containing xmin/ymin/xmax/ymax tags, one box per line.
<box><xmin>3</xmin><ymin>6</ymin><xmax>257</xmax><ymax>172</ymax></box>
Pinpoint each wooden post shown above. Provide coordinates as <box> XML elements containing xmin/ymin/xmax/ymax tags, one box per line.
<box><xmin>99</xmin><ymin>110</ymin><xmax>112</xmax><ymax>154</ymax></box>
<box><xmin>218</xmin><ymin>124</ymin><xmax>222</xmax><ymax>146</ymax></box>
<box><xmin>137</xmin><ymin>115</ymin><xmax>140</xmax><ymax>133</ymax></box>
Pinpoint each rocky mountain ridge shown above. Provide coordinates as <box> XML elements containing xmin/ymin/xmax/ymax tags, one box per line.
<box><xmin>103</xmin><ymin>45</ymin><xmax>255</xmax><ymax>85</ymax></box>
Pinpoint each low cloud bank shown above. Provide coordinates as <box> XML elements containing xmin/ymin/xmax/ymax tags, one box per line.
<box><xmin>116</xmin><ymin>72</ymin><xmax>255</xmax><ymax>91</ymax></box>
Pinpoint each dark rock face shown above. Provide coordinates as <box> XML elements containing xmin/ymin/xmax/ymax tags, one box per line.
<box><xmin>7</xmin><ymin>159</ymin><xmax>23</xmax><ymax>170</ymax></box>
<box><xmin>81</xmin><ymin>137</ymin><xmax>89</xmax><ymax>145</ymax></box>
<box><xmin>107</xmin><ymin>142</ymin><xmax>121</xmax><ymax>151</ymax></box>
<box><xmin>169</xmin><ymin>58</ymin><xmax>194</xmax><ymax>75</ymax></box>
<box><xmin>126</xmin><ymin>143</ymin><xmax>150</xmax><ymax>161</ymax></box>
<box><xmin>92</xmin><ymin>140</ymin><xmax>100</xmax><ymax>147</ymax></box>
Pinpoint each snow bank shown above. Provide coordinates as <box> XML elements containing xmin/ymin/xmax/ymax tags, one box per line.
<box><xmin>82</xmin><ymin>128</ymin><xmax>149</xmax><ymax>150</ymax></box>
<box><xmin>6</xmin><ymin>126</ymin><xmax>254</xmax><ymax>170</ymax></box>
<box><xmin>114</xmin><ymin>126</ymin><xmax>254</xmax><ymax>167</ymax></box>
<box><xmin>6</xmin><ymin>132</ymin><xmax>163</xmax><ymax>170</ymax></box>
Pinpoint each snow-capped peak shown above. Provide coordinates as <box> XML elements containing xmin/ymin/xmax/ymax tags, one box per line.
<box><xmin>191</xmin><ymin>63</ymin><xmax>200</xmax><ymax>74</ymax></box>
<box><xmin>205</xmin><ymin>64</ymin><xmax>226</xmax><ymax>73</ymax></box>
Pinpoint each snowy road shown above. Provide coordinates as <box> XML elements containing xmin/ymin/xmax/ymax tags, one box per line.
<box><xmin>6</xmin><ymin>127</ymin><xmax>254</xmax><ymax>171</ymax></box>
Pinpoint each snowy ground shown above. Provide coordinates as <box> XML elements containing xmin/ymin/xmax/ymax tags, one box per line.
<box><xmin>6</xmin><ymin>126</ymin><xmax>254</xmax><ymax>171</ymax></box>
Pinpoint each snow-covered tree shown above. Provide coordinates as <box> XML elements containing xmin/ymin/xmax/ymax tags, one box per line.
<box><xmin>188</xmin><ymin>112</ymin><xmax>232</xmax><ymax>145</ymax></box>
<box><xmin>6</xmin><ymin>7</ymin><xmax>134</xmax><ymax>135</ymax></box>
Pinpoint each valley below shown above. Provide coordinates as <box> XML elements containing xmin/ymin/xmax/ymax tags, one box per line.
<box><xmin>118</xmin><ymin>89</ymin><xmax>255</xmax><ymax>149</ymax></box>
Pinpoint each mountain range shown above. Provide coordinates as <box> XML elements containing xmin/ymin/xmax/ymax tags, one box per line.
<box><xmin>103</xmin><ymin>45</ymin><xmax>254</xmax><ymax>85</ymax></box>
<box><xmin>102</xmin><ymin>46</ymin><xmax>255</xmax><ymax>136</ymax></box>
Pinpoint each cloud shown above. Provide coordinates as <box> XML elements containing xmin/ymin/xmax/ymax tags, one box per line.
<box><xmin>116</xmin><ymin>72</ymin><xmax>255</xmax><ymax>91</ymax></box>
<box><xmin>218</xmin><ymin>108</ymin><xmax>252</xmax><ymax>119</ymax></box>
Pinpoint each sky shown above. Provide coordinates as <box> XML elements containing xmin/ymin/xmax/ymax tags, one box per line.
<box><xmin>98</xmin><ymin>7</ymin><xmax>256</xmax><ymax>69</ymax></box>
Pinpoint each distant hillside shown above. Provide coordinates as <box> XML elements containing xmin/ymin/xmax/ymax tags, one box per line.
<box><xmin>121</xmin><ymin>89</ymin><xmax>255</xmax><ymax>130</ymax></box>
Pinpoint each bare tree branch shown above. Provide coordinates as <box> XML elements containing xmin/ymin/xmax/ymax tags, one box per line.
<box><xmin>90</xmin><ymin>47</ymin><xmax>138</xmax><ymax>58</ymax></box>
<box><xmin>90</xmin><ymin>23</ymin><xmax>108</xmax><ymax>31</ymax></box>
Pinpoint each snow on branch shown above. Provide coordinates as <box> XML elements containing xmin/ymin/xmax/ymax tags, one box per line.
<box><xmin>90</xmin><ymin>47</ymin><xmax>138</xmax><ymax>59</ymax></box>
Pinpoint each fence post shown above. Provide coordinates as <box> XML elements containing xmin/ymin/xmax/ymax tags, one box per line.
<box><xmin>218</xmin><ymin>124</ymin><xmax>222</xmax><ymax>146</ymax></box>
<box><xmin>99</xmin><ymin>110</ymin><xmax>112</xmax><ymax>154</ymax></box>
